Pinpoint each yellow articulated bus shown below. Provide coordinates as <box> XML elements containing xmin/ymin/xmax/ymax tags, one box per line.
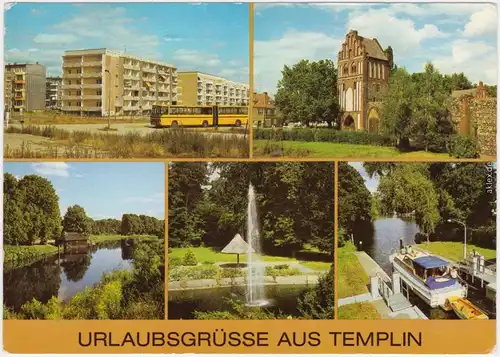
<box><xmin>150</xmin><ymin>105</ymin><xmax>248</xmax><ymax>128</ymax></box>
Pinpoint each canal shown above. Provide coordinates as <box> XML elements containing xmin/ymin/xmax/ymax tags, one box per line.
<box><xmin>353</xmin><ymin>217</ymin><xmax>495</xmax><ymax>319</ymax></box>
<box><xmin>3</xmin><ymin>239</ymin><xmax>137</xmax><ymax>312</ymax></box>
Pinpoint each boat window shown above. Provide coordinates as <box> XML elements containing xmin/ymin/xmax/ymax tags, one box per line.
<box><xmin>414</xmin><ymin>265</ymin><xmax>426</xmax><ymax>279</ymax></box>
<box><xmin>403</xmin><ymin>257</ymin><xmax>413</xmax><ymax>267</ymax></box>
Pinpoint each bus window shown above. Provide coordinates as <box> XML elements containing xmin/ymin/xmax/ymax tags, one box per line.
<box><xmin>240</xmin><ymin>107</ymin><xmax>248</xmax><ymax>115</ymax></box>
<box><xmin>201</xmin><ymin>107</ymin><xmax>212</xmax><ymax>115</ymax></box>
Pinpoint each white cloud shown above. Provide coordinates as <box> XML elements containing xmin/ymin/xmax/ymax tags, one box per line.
<box><xmin>163</xmin><ymin>36</ymin><xmax>183</xmax><ymax>42</ymax></box>
<box><xmin>34</xmin><ymin>34</ymin><xmax>79</xmax><ymax>44</ymax></box>
<box><xmin>255</xmin><ymin>30</ymin><xmax>340</xmax><ymax>94</ymax></box>
<box><xmin>346</xmin><ymin>8</ymin><xmax>448</xmax><ymax>58</ymax></box>
<box><xmin>464</xmin><ymin>6</ymin><xmax>497</xmax><ymax>37</ymax></box>
<box><xmin>433</xmin><ymin>39</ymin><xmax>497</xmax><ymax>84</ymax></box>
<box><xmin>31</xmin><ymin>162</ymin><xmax>71</xmax><ymax>177</ymax></box>
<box><xmin>173</xmin><ymin>49</ymin><xmax>222</xmax><ymax>67</ymax></box>
<box><xmin>124</xmin><ymin>192</ymin><xmax>164</xmax><ymax>203</ymax></box>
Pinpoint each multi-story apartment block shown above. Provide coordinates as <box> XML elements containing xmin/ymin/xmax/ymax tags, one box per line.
<box><xmin>178</xmin><ymin>72</ymin><xmax>249</xmax><ymax>107</ymax></box>
<box><xmin>4</xmin><ymin>72</ymin><xmax>15</xmax><ymax>112</ymax></box>
<box><xmin>46</xmin><ymin>76</ymin><xmax>62</xmax><ymax>109</ymax></box>
<box><xmin>5</xmin><ymin>63</ymin><xmax>46</xmax><ymax>112</ymax></box>
<box><xmin>61</xmin><ymin>48</ymin><xmax>178</xmax><ymax>116</ymax></box>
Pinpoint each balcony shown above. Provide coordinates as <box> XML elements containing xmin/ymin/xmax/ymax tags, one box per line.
<box><xmin>63</xmin><ymin>62</ymin><xmax>81</xmax><ymax>68</ymax></box>
<box><xmin>82</xmin><ymin>106</ymin><xmax>102</xmax><ymax>111</ymax></box>
<box><xmin>124</xmin><ymin>74</ymin><xmax>140</xmax><ymax>81</ymax></box>
<box><xmin>65</xmin><ymin>73</ymin><xmax>82</xmax><ymax>79</ymax></box>
<box><xmin>124</xmin><ymin>63</ymin><xmax>140</xmax><ymax>70</ymax></box>
<box><xmin>82</xmin><ymin>95</ymin><xmax>101</xmax><ymax>100</ymax></box>
<box><xmin>15</xmin><ymin>96</ymin><xmax>25</xmax><ymax>101</ymax></box>
<box><xmin>15</xmin><ymin>80</ymin><xmax>25</xmax><ymax>84</ymax></box>
<box><xmin>82</xmin><ymin>72</ymin><xmax>102</xmax><ymax>78</ymax></box>
<box><xmin>63</xmin><ymin>106</ymin><xmax>81</xmax><ymax>111</ymax></box>
<box><xmin>142</xmin><ymin>66</ymin><xmax>156</xmax><ymax>73</ymax></box>
<box><xmin>82</xmin><ymin>83</ymin><xmax>102</xmax><ymax>89</ymax></box>
<box><xmin>123</xmin><ymin>95</ymin><xmax>139</xmax><ymax>101</ymax></box>
<box><xmin>62</xmin><ymin>84</ymin><xmax>81</xmax><ymax>89</ymax></box>
<box><xmin>62</xmin><ymin>95</ymin><xmax>81</xmax><ymax>100</ymax></box>
<box><xmin>142</xmin><ymin>104</ymin><xmax>152</xmax><ymax>110</ymax></box>
<box><xmin>123</xmin><ymin>106</ymin><xmax>139</xmax><ymax>111</ymax></box>
<box><xmin>82</xmin><ymin>61</ymin><xmax>102</xmax><ymax>67</ymax></box>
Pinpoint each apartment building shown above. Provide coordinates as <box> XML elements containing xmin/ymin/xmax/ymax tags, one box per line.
<box><xmin>5</xmin><ymin>63</ymin><xmax>46</xmax><ymax>112</ymax></box>
<box><xmin>178</xmin><ymin>72</ymin><xmax>249</xmax><ymax>106</ymax></box>
<box><xmin>61</xmin><ymin>48</ymin><xmax>178</xmax><ymax>116</ymax></box>
<box><xmin>46</xmin><ymin>76</ymin><xmax>62</xmax><ymax>109</ymax></box>
<box><xmin>4</xmin><ymin>72</ymin><xmax>15</xmax><ymax>111</ymax></box>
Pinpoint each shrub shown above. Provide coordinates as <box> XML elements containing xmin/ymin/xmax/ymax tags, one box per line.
<box><xmin>182</xmin><ymin>249</ymin><xmax>198</xmax><ymax>266</ymax></box>
<box><xmin>265</xmin><ymin>266</ymin><xmax>301</xmax><ymax>277</ymax></box>
<box><xmin>169</xmin><ymin>265</ymin><xmax>219</xmax><ymax>281</ymax></box>
<box><xmin>446</xmin><ymin>135</ymin><xmax>480</xmax><ymax>158</ymax></box>
<box><xmin>254</xmin><ymin>128</ymin><xmax>393</xmax><ymax>146</ymax></box>
<box><xmin>220</xmin><ymin>267</ymin><xmax>245</xmax><ymax>279</ymax></box>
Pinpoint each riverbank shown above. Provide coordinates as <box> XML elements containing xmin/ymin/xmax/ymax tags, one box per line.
<box><xmin>4</xmin><ymin>235</ymin><xmax>159</xmax><ymax>270</ymax></box>
<box><xmin>416</xmin><ymin>242</ymin><xmax>496</xmax><ymax>262</ymax></box>
<box><xmin>89</xmin><ymin>234</ymin><xmax>158</xmax><ymax>243</ymax></box>
<box><xmin>4</xmin><ymin>244</ymin><xmax>59</xmax><ymax>270</ymax></box>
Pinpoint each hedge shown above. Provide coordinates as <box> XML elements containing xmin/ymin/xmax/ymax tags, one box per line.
<box><xmin>254</xmin><ymin>128</ymin><xmax>394</xmax><ymax>147</ymax></box>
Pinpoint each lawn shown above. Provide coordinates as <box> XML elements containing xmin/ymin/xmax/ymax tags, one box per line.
<box><xmin>254</xmin><ymin>140</ymin><xmax>451</xmax><ymax>159</ymax></box>
<box><xmin>300</xmin><ymin>261</ymin><xmax>332</xmax><ymax>271</ymax></box>
<box><xmin>338</xmin><ymin>302</ymin><xmax>381</xmax><ymax>320</ymax></box>
<box><xmin>90</xmin><ymin>234</ymin><xmax>158</xmax><ymax>243</ymax></box>
<box><xmin>4</xmin><ymin>244</ymin><xmax>59</xmax><ymax>269</ymax></box>
<box><xmin>416</xmin><ymin>242</ymin><xmax>496</xmax><ymax>262</ymax></box>
<box><xmin>169</xmin><ymin>247</ymin><xmax>298</xmax><ymax>263</ymax></box>
<box><xmin>337</xmin><ymin>242</ymin><xmax>370</xmax><ymax>299</ymax></box>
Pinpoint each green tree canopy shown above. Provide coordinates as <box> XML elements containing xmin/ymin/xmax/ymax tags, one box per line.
<box><xmin>275</xmin><ymin>59</ymin><xmax>340</xmax><ymax>127</ymax></box>
<box><xmin>63</xmin><ymin>205</ymin><xmax>91</xmax><ymax>234</ymax></box>
<box><xmin>4</xmin><ymin>174</ymin><xmax>62</xmax><ymax>245</ymax></box>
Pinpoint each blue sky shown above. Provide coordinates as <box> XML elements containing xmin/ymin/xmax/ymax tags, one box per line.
<box><xmin>348</xmin><ymin>162</ymin><xmax>379</xmax><ymax>193</ymax></box>
<box><xmin>255</xmin><ymin>3</ymin><xmax>497</xmax><ymax>95</ymax></box>
<box><xmin>4</xmin><ymin>162</ymin><xmax>165</xmax><ymax>219</ymax></box>
<box><xmin>4</xmin><ymin>3</ymin><xmax>249</xmax><ymax>83</ymax></box>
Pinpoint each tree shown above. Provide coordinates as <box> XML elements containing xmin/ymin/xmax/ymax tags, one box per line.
<box><xmin>168</xmin><ymin>163</ymin><xmax>208</xmax><ymax>247</ymax></box>
<box><xmin>275</xmin><ymin>59</ymin><xmax>340</xmax><ymax>127</ymax></box>
<box><xmin>338</xmin><ymin>163</ymin><xmax>372</xmax><ymax>246</ymax></box>
<box><xmin>377</xmin><ymin>164</ymin><xmax>439</xmax><ymax>242</ymax></box>
<box><xmin>9</xmin><ymin>174</ymin><xmax>62</xmax><ymax>245</ymax></box>
<box><xmin>444</xmin><ymin>72</ymin><xmax>472</xmax><ymax>91</ymax></box>
<box><xmin>63</xmin><ymin>205</ymin><xmax>91</xmax><ymax>234</ymax></box>
<box><xmin>381</xmin><ymin>63</ymin><xmax>454</xmax><ymax>151</ymax></box>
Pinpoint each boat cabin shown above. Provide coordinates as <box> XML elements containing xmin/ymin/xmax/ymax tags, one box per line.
<box><xmin>398</xmin><ymin>254</ymin><xmax>457</xmax><ymax>289</ymax></box>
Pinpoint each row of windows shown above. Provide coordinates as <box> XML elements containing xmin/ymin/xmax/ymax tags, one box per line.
<box><xmin>152</xmin><ymin>106</ymin><xmax>249</xmax><ymax>115</ymax></box>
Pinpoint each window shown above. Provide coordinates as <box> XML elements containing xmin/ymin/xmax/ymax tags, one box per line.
<box><xmin>68</xmin><ymin>80</ymin><xmax>72</xmax><ymax>85</ymax></box>
<box><xmin>77</xmin><ymin>80</ymin><xmax>81</xmax><ymax>84</ymax></box>
<box><xmin>97</xmin><ymin>79</ymin><xmax>102</xmax><ymax>84</ymax></box>
<box><xmin>76</xmin><ymin>91</ymin><xmax>81</xmax><ymax>96</ymax></box>
<box><xmin>97</xmin><ymin>101</ymin><xmax>102</xmax><ymax>107</ymax></box>
<box><xmin>343</xmin><ymin>64</ymin><xmax>349</xmax><ymax>76</ymax></box>
<box><xmin>351</xmin><ymin>63</ymin><xmax>357</xmax><ymax>75</ymax></box>
<box><xmin>68</xmin><ymin>70</ymin><xmax>72</xmax><ymax>74</ymax></box>
<box><xmin>76</xmin><ymin>101</ymin><xmax>81</xmax><ymax>106</ymax></box>
<box><xmin>96</xmin><ymin>89</ymin><xmax>102</xmax><ymax>95</ymax></box>
<box><xmin>258</xmin><ymin>108</ymin><xmax>264</xmax><ymax>115</ymax></box>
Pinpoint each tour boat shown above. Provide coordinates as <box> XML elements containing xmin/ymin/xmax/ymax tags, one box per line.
<box><xmin>445</xmin><ymin>297</ymin><xmax>489</xmax><ymax>320</ymax></box>
<box><xmin>389</xmin><ymin>245</ymin><xmax>467</xmax><ymax>308</ymax></box>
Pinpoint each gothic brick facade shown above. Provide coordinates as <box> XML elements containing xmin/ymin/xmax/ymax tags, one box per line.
<box><xmin>337</xmin><ymin>30</ymin><xmax>392</xmax><ymax>131</ymax></box>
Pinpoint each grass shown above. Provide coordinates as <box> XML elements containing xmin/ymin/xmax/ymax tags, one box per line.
<box><xmin>4</xmin><ymin>244</ymin><xmax>59</xmax><ymax>270</ymax></box>
<box><xmin>254</xmin><ymin>140</ymin><xmax>451</xmax><ymax>159</ymax></box>
<box><xmin>416</xmin><ymin>241</ymin><xmax>496</xmax><ymax>262</ymax></box>
<box><xmin>338</xmin><ymin>302</ymin><xmax>381</xmax><ymax>320</ymax></box>
<box><xmin>89</xmin><ymin>234</ymin><xmax>158</xmax><ymax>243</ymax></box>
<box><xmin>169</xmin><ymin>247</ymin><xmax>297</xmax><ymax>263</ymax></box>
<box><xmin>300</xmin><ymin>261</ymin><xmax>331</xmax><ymax>271</ymax></box>
<box><xmin>11</xmin><ymin>112</ymin><xmax>149</xmax><ymax>125</ymax></box>
<box><xmin>337</xmin><ymin>242</ymin><xmax>370</xmax><ymax>299</ymax></box>
<box><xmin>4</xmin><ymin>125</ymin><xmax>249</xmax><ymax>158</ymax></box>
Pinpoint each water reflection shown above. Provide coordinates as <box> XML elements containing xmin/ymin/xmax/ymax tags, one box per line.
<box><xmin>4</xmin><ymin>239</ymin><xmax>138</xmax><ymax>312</ymax></box>
<box><xmin>353</xmin><ymin>216</ymin><xmax>420</xmax><ymax>274</ymax></box>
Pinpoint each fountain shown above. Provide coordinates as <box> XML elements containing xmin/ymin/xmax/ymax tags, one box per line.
<box><xmin>246</xmin><ymin>184</ymin><xmax>268</xmax><ymax>307</ymax></box>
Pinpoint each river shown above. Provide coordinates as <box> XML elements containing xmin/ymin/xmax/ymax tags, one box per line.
<box><xmin>3</xmin><ymin>239</ymin><xmax>137</xmax><ymax>312</ymax></box>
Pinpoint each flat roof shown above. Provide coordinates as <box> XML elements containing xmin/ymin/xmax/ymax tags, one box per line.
<box><xmin>414</xmin><ymin>256</ymin><xmax>450</xmax><ymax>269</ymax></box>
